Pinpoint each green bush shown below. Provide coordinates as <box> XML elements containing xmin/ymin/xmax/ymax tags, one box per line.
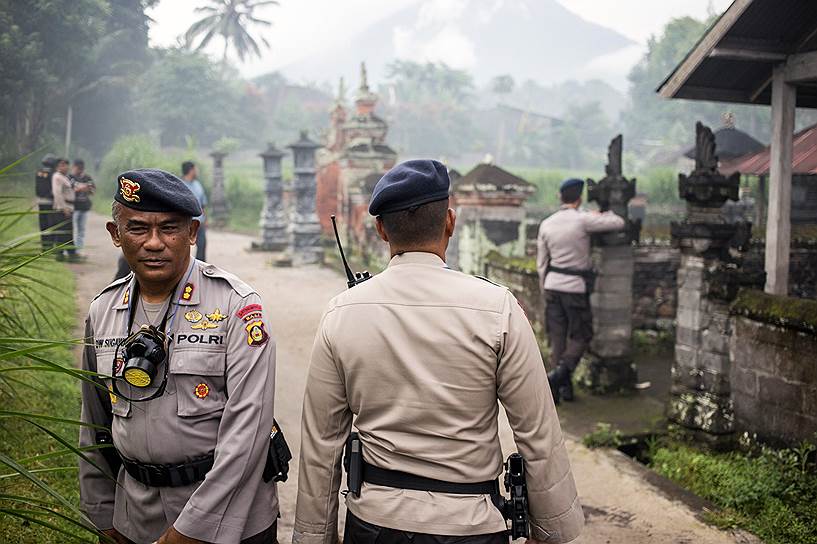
<box><xmin>582</xmin><ymin>422</ymin><xmax>624</xmax><ymax>449</ymax></box>
<box><xmin>225</xmin><ymin>172</ymin><xmax>264</xmax><ymax>234</ymax></box>
<box><xmin>650</xmin><ymin>438</ymin><xmax>817</xmax><ymax>544</ymax></box>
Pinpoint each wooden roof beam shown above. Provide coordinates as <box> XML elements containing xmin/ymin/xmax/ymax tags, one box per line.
<box><xmin>709</xmin><ymin>47</ymin><xmax>787</xmax><ymax>62</ymax></box>
<box><xmin>657</xmin><ymin>0</ymin><xmax>754</xmax><ymax>99</ymax></box>
<box><xmin>785</xmin><ymin>50</ymin><xmax>817</xmax><ymax>82</ymax></box>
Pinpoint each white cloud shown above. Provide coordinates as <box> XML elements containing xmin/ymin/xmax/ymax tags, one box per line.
<box><xmin>394</xmin><ymin>0</ymin><xmax>477</xmax><ymax>69</ymax></box>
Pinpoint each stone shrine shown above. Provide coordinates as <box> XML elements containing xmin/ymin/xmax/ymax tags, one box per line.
<box><xmin>288</xmin><ymin>131</ymin><xmax>323</xmax><ymax>265</ymax></box>
<box><xmin>668</xmin><ymin>122</ymin><xmax>759</xmax><ymax>447</ymax></box>
<box><xmin>582</xmin><ymin>135</ymin><xmax>639</xmax><ymax>393</ymax></box>
<box><xmin>253</xmin><ymin>142</ymin><xmax>288</xmax><ymax>252</ymax></box>
<box><xmin>209</xmin><ymin>150</ymin><xmax>229</xmax><ymax>227</ymax></box>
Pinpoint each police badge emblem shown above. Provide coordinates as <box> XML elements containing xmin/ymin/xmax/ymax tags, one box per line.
<box><xmin>119</xmin><ymin>177</ymin><xmax>141</xmax><ymax>203</ymax></box>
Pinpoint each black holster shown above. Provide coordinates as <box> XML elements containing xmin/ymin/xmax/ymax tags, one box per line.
<box><xmin>263</xmin><ymin>419</ymin><xmax>292</xmax><ymax>483</ymax></box>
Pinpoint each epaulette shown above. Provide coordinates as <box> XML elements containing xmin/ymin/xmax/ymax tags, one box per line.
<box><xmin>200</xmin><ymin>263</ymin><xmax>254</xmax><ymax>298</ymax></box>
<box><xmin>92</xmin><ymin>272</ymin><xmax>132</xmax><ymax>301</ymax></box>
<box><xmin>474</xmin><ymin>274</ymin><xmax>507</xmax><ymax>289</ymax></box>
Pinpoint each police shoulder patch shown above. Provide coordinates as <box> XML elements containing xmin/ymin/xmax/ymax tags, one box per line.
<box><xmin>200</xmin><ymin>264</ymin><xmax>254</xmax><ymax>298</ymax></box>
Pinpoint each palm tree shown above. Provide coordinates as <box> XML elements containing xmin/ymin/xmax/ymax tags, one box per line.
<box><xmin>185</xmin><ymin>0</ymin><xmax>278</xmax><ymax>65</ymax></box>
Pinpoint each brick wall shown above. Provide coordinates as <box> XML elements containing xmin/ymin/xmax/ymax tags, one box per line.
<box><xmin>730</xmin><ymin>316</ymin><xmax>817</xmax><ymax>445</ymax></box>
<box><xmin>633</xmin><ymin>244</ymin><xmax>680</xmax><ymax>330</ymax></box>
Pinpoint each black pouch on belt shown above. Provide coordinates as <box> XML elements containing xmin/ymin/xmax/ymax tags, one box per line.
<box><xmin>263</xmin><ymin>419</ymin><xmax>292</xmax><ymax>483</ymax></box>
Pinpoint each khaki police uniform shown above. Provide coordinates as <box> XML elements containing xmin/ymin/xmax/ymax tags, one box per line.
<box><xmin>294</xmin><ymin>252</ymin><xmax>584</xmax><ymax>544</ymax></box>
<box><xmin>79</xmin><ymin>259</ymin><xmax>278</xmax><ymax>544</ymax></box>
<box><xmin>536</xmin><ymin>206</ymin><xmax>624</xmax><ymax>381</ymax></box>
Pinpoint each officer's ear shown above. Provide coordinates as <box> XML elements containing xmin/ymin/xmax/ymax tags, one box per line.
<box><xmin>444</xmin><ymin>208</ymin><xmax>456</xmax><ymax>238</ymax></box>
<box><xmin>375</xmin><ymin>216</ymin><xmax>389</xmax><ymax>243</ymax></box>
<box><xmin>189</xmin><ymin>218</ymin><xmax>201</xmax><ymax>245</ymax></box>
<box><xmin>106</xmin><ymin>221</ymin><xmax>122</xmax><ymax>247</ymax></box>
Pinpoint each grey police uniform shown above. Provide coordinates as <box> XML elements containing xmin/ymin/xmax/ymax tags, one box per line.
<box><xmin>79</xmin><ymin>168</ymin><xmax>278</xmax><ymax>544</ymax></box>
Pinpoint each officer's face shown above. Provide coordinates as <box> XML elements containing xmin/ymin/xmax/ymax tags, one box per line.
<box><xmin>107</xmin><ymin>207</ymin><xmax>200</xmax><ymax>285</ymax></box>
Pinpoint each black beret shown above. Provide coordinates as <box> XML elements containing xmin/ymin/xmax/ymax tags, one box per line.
<box><xmin>560</xmin><ymin>178</ymin><xmax>585</xmax><ymax>192</ymax></box>
<box><xmin>369</xmin><ymin>160</ymin><xmax>450</xmax><ymax>216</ymax></box>
<box><xmin>114</xmin><ymin>168</ymin><xmax>202</xmax><ymax>217</ymax></box>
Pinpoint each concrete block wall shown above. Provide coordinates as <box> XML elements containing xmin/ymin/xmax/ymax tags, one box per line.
<box><xmin>730</xmin><ymin>316</ymin><xmax>817</xmax><ymax>445</ymax></box>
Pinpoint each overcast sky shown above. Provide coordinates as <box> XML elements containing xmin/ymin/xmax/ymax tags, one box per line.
<box><xmin>147</xmin><ymin>0</ymin><xmax>733</xmax><ymax>88</ymax></box>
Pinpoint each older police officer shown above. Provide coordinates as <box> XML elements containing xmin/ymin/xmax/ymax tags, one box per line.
<box><xmin>79</xmin><ymin>169</ymin><xmax>278</xmax><ymax>544</ymax></box>
<box><xmin>294</xmin><ymin>160</ymin><xmax>584</xmax><ymax>544</ymax></box>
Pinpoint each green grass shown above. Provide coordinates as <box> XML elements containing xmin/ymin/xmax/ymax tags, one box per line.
<box><xmin>649</xmin><ymin>438</ymin><xmax>817</xmax><ymax>544</ymax></box>
<box><xmin>0</xmin><ymin>181</ymin><xmax>89</xmax><ymax>542</ymax></box>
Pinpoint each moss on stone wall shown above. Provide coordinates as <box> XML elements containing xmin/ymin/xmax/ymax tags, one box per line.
<box><xmin>731</xmin><ymin>289</ymin><xmax>817</xmax><ymax>336</ymax></box>
<box><xmin>484</xmin><ymin>250</ymin><xmax>537</xmax><ymax>274</ymax></box>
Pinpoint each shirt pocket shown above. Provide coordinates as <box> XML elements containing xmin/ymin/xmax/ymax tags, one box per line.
<box><xmin>95</xmin><ymin>348</ymin><xmax>132</xmax><ymax>418</ymax></box>
<box><xmin>170</xmin><ymin>350</ymin><xmax>227</xmax><ymax>418</ymax></box>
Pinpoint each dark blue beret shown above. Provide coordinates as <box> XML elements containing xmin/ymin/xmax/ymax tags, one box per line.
<box><xmin>114</xmin><ymin>168</ymin><xmax>202</xmax><ymax>217</ymax></box>
<box><xmin>369</xmin><ymin>160</ymin><xmax>450</xmax><ymax>216</ymax></box>
<box><xmin>560</xmin><ymin>178</ymin><xmax>585</xmax><ymax>192</ymax></box>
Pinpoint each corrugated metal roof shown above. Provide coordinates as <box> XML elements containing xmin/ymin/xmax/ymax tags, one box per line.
<box><xmin>721</xmin><ymin>122</ymin><xmax>817</xmax><ymax>174</ymax></box>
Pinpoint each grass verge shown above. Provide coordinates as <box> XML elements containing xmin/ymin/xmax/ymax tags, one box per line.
<box><xmin>649</xmin><ymin>437</ymin><xmax>817</xmax><ymax>544</ymax></box>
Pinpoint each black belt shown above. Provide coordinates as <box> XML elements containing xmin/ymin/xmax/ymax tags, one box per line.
<box><xmin>363</xmin><ymin>461</ymin><xmax>500</xmax><ymax>495</ymax></box>
<box><xmin>546</xmin><ymin>264</ymin><xmax>593</xmax><ymax>278</ymax></box>
<box><xmin>121</xmin><ymin>453</ymin><xmax>214</xmax><ymax>487</ymax></box>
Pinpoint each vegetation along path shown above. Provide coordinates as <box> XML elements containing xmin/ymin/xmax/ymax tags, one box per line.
<box><xmin>71</xmin><ymin>212</ymin><xmax>745</xmax><ymax>543</ymax></box>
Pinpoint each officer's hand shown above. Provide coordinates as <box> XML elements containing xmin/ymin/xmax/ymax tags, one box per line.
<box><xmin>156</xmin><ymin>526</ymin><xmax>208</xmax><ymax>544</ymax></box>
<box><xmin>99</xmin><ymin>527</ymin><xmax>134</xmax><ymax>544</ymax></box>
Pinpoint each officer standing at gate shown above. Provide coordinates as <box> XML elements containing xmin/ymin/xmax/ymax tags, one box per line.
<box><xmin>294</xmin><ymin>160</ymin><xmax>584</xmax><ymax>544</ymax></box>
<box><xmin>536</xmin><ymin>178</ymin><xmax>625</xmax><ymax>404</ymax></box>
<box><xmin>78</xmin><ymin>169</ymin><xmax>278</xmax><ymax>544</ymax></box>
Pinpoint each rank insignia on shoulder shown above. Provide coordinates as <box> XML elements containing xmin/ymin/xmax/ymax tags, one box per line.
<box><xmin>181</xmin><ymin>283</ymin><xmax>194</xmax><ymax>301</ymax></box>
<box><xmin>206</xmin><ymin>308</ymin><xmax>227</xmax><ymax>322</ymax></box>
<box><xmin>194</xmin><ymin>383</ymin><xmax>210</xmax><ymax>399</ymax></box>
<box><xmin>184</xmin><ymin>310</ymin><xmax>203</xmax><ymax>323</ymax></box>
<box><xmin>122</xmin><ymin>289</ymin><xmax>129</xmax><ymax>306</ymax></box>
<box><xmin>108</xmin><ymin>383</ymin><xmax>118</xmax><ymax>404</ymax></box>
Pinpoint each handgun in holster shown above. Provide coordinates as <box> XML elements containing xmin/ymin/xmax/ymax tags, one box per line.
<box><xmin>263</xmin><ymin>419</ymin><xmax>293</xmax><ymax>483</ymax></box>
<box><xmin>499</xmin><ymin>453</ymin><xmax>530</xmax><ymax>540</ymax></box>
<box><xmin>343</xmin><ymin>432</ymin><xmax>363</xmax><ymax>496</ymax></box>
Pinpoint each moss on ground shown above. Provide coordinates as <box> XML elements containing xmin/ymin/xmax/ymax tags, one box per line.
<box><xmin>731</xmin><ymin>289</ymin><xmax>817</xmax><ymax>335</ymax></box>
<box><xmin>484</xmin><ymin>250</ymin><xmax>536</xmax><ymax>273</ymax></box>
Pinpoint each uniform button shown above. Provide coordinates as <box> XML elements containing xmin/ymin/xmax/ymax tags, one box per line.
<box><xmin>204</xmin><ymin>266</ymin><xmax>215</xmax><ymax>275</ymax></box>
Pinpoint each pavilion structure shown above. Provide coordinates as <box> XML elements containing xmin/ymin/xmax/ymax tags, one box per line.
<box><xmin>657</xmin><ymin>0</ymin><xmax>817</xmax><ymax>296</ymax></box>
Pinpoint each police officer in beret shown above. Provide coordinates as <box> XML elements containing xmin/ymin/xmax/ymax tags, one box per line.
<box><xmin>536</xmin><ymin>178</ymin><xmax>624</xmax><ymax>403</ymax></box>
<box><xmin>79</xmin><ymin>169</ymin><xmax>279</xmax><ymax>544</ymax></box>
<box><xmin>294</xmin><ymin>160</ymin><xmax>584</xmax><ymax>544</ymax></box>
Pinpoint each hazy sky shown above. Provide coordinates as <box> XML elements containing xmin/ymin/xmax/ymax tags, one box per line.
<box><xmin>147</xmin><ymin>0</ymin><xmax>733</xmax><ymax>88</ymax></box>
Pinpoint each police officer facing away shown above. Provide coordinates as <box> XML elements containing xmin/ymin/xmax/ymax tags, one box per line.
<box><xmin>294</xmin><ymin>160</ymin><xmax>584</xmax><ymax>544</ymax></box>
<box><xmin>536</xmin><ymin>178</ymin><xmax>625</xmax><ymax>404</ymax></box>
<box><xmin>79</xmin><ymin>169</ymin><xmax>279</xmax><ymax>544</ymax></box>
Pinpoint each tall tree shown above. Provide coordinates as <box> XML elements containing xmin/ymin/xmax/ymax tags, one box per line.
<box><xmin>184</xmin><ymin>0</ymin><xmax>277</xmax><ymax>65</ymax></box>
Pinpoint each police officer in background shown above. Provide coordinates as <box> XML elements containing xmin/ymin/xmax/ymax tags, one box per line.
<box><xmin>294</xmin><ymin>160</ymin><xmax>584</xmax><ymax>544</ymax></box>
<box><xmin>536</xmin><ymin>178</ymin><xmax>625</xmax><ymax>404</ymax></box>
<box><xmin>79</xmin><ymin>169</ymin><xmax>278</xmax><ymax>544</ymax></box>
<box><xmin>35</xmin><ymin>154</ymin><xmax>57</xmax><ymax>252</ymax></box>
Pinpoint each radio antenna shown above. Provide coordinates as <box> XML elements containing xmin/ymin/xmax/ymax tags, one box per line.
<box><xmin>331</xmin><ymin>215</ymin><xmax>371</xmax><ymax>288</ymax></box>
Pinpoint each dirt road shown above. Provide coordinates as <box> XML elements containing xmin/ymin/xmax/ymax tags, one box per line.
<box><xmin>70</xmin><ymin>213</ymin><xmax>743</xmax><ymax>543</ymax></box>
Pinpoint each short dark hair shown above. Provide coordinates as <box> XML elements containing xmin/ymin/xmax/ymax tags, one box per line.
<box><xmin>560</xmin><ymin>185</ymin><xmax>582</xmax><ymax>204</ymax></box>
<box><xmin>56</xmin><ymin>158</ymin><xmax>69</xmax><ymax>165</ymax></box>
<box><xmin>379</xmin><ymin>199</ymin><xmax>449</xmax><ymax>247</ymax></box>
<box><xmin>182</xmin><ymin>161</ymin><xmax>195</xmax><ymax>175</ymax></box>
<box><xmin>73</xmin><ymin>158</ymin><xmax>85</xmax><ymax>168</ymax></box>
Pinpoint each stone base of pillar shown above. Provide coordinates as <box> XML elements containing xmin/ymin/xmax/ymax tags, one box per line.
<box><xmin>292</xmin><ymin>221</ymin><xmax>324</xmax><ymax>265</ymax></box>
<box><xmin>250</xmin><ymin>239</ymin><xmax>289</xmax><ymax>252</ymax></box>
<box><xmin>577</xmin><ymin>354</ymin><xmax>637</xmax><ymax>394</ymax></box>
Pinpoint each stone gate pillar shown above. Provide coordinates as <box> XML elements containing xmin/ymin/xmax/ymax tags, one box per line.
<box><xmin>288</xmin><ymin>131</ymin><xmax>323</xmax><ymax>265</ymax></box>
<box><xmin>253</xmin><ymin>142</ymin><xmax>288</xmax><ymax>251</ymax></box>
<box><xmin>209</xmin><ymin>150</ymin><xmax>229</xmax><ymax>227</ymax></box>
<box><xmin>668</xmin><ymin>122</ymin><xmax>756</xmax><ymax>447</ymax></box>
<box><xmin>583</xmin><ymin>135</ymin><xmax>639</xmax><ymax>392</ymax></box>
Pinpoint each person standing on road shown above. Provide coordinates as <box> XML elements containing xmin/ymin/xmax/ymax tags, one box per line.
<box><xmin>70</xmin><ymin>158</ymin><xmax>95</xmax><ymax>254</ymax></box>
<box><xmin>51</xmin><ymin>157</ymin><xmax>80</xmax><ymax>261</ymax></box>
<box><xmin>294</xmin><ymin>160</ymin><xmax>584</xmax><ymax>544</ymax></box>
<box><xmin>536</xmin><ymin>178</ymin><xmax>625</xmax><ymax>404</ymax></box>
<box><xmin>35</xmin><ymin>154</ymin><xmax>57</xmax><ymax>252</ymax></box>
<box><xmin>181</xmin><ymin>161</ymin><xmax>208</xmax><ymax>262</ymax></box>
<box><xmin>78</xmin><ymin>169</ymin><xmax>279</xmax><ymax>544</ymax></box>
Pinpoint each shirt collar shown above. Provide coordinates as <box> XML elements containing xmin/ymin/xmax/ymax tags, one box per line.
<box><xmin>114</xmin><ymin>258</ymin><xmax>199</xmax><ymax>310</ymax></box>
<box><xmin>387</xmin><ymin>251</ymin><xmax>446</xmax><ymax>268</ymax></box>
